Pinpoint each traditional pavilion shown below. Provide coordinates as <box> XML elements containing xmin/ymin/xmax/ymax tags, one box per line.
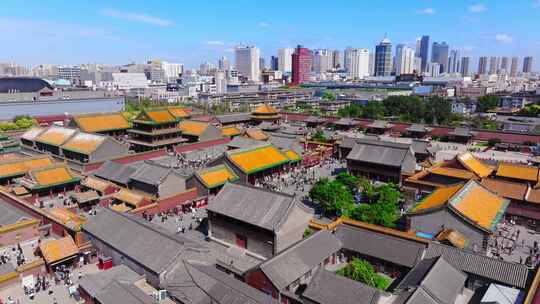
<box><xmin>250</xmin><ymin>104</ymin><xmax>281</xmax><ymax>123</ymax></box>
<box><xmin>19</xmin><ymin>164</ymin><xmax>81</xmax><ymax>196</ymax></box>
<box><xmin>406</xmin><ymin>124</ymin><xmax>433</xmax><ymax>138</ymax></box>
<box><xmin>70</xmin><ymin>113</ymin><xmax>130</xmax><ymax>136</ymax></box>
<box><xmin>178</xmin><ymin>120</ymin><xmax>222</xmax><ymax>143</ymax></box>
<box><xmin>0</xmin><ymin>156</ymin><xmax>54</xmax><ymax>184</ymax></box>
<box><xmin>127</xmin><ymin>109</ymin><xmax>186</xmax><ymax>152</ymax></box>
<box><xmin>39</xmin><ymin>236</ymin><xmax>79</xmax><ymax>271</ymax></box>
<box><xmin>220</xmin><ymin>126</ymin><xmax>242</xmax><ymax>138</ymax></box>
<box><xmin>187</xmin><ymin>164</ymin><xmax>240</xmax><ymax>196</ymax></box>
<box><xmin>364</xmin><ymin>120</ymin><xmax>393</xmax><ymax>135</ymax></box>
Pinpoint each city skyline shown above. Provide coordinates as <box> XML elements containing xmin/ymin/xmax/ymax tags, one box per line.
<box><xmin>1</xmin><ymin>0</ymin><xmax>540</xmax><ymax>69</ymax></box>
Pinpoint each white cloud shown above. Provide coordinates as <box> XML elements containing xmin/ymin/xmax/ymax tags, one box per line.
<box><xmin>258</xmin><ymin>22</ymin><xmax>270</xmax><ymax>28</ymax></box>
<box><xmin>495</xmin><ymin>34</ymin><xmax>513</xmax><ymax>44</ymax></box>
<box><xmin>468</xmin><ymin>4</ymin><xmax>487</xmax><ymax>12</ymax></box>
<box><xmin>205</xmin><ymin>40</ymin><xmax>224</xmax><ymax>46</ymax></box>
<box><xmin>417</xmin><ymin>8</ymin><xmax>435</xmax><ymax>15</ymax></box>
<box><xmin>100</xmin><ymin>8</ymin><xmax>173</xmax><ymax>26</ymax></box>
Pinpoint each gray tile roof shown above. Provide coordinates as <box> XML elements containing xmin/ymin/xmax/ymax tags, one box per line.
<box><xmin>449</xmin><ymin>127</ymin><xmax>473</xmax><ymax>137</ymax></box>
<box><xmin>207</xmin><ymin>183</ymin><xmax>300</xmax><ymax>232</ymax></box>
<box><xmin>216</xmin><ymin>113</ymin><xmax>252</xmax><ymax>124</ymax></box>
<box><xmin>95</xmin><ymin>280</ymin><xmax>157</xmax><ymax>304</ymax></box>
<box><xmin>335</xmin><ymin>224</ymin><xmax>426</xmax><ymax>268</ymax></box>
<box><xmin>332</xmin><ymin>118</ymin><xmax>358</xmax><ymax>126</ymax></box>
<box><xmin>268</xmin><ymin>134</ymin><xmax>304</xmax><ymax>154</ymax></box>
<box><xmin>259</xmin><ymin>230</ymin><xmax>342</xmax><ymax>291</ymax></box>
<box><xmin>302</xmin><ymin>269</ymin><xmax>380</xmax><ymax>304</ymax></box>
<box><xmin>424</xmin><ymin>242</ymin><xmax>530</xmax><ymax>289</ymax></box>
<box><xmin>367</xmin><ymin>120</ymin><xmax>391</xmax><ymax>129</ymax></box>
<box><xmin>227</xmin><ymin>136</ymin><xmax>266</xmax><ymax>150</ymax></box>
<box><xmin>94</xmin><ymin>161</ymin><xmax>138</xmax><ymax>185</ymax></box>
<box><xmin>346</xmin><ymin>139</ymin><xmax>416</xmax><ymax>169</ymax></box>
<box><xmin>340</xmin><ymin>136</ymin><xmax>359</xmax><ymax>149</ymax></box>
<box><xmin>0</xmin><ymin>199</ymin><xmax>31</xmax><ymax>226</ymax></box>
<box><xmin>79</xmin><ymin>265</ymin><xmax>142</xmax><ymax>297</ymax></box>
<box><xmin>398</xmin><ymin>288</ymin><xmax>440</xmax><ymax>304</ymax></box>
<box><xmin>411</xmin><ymin>140</ymin><xmax>429</xmax><ymax>155</ymax></box>
<box><xmin>129</xmin><ymin>161</ymin><xmax>174</xmax><ymax>186</ymax></box>
<box><xmin>407</xmin><ymin>124</ymin><xmax>430</xmax><ymax>133</ymax></box>
<box><xmin>82</xmin><ymin>208</ymin><xmax>194</xmax><ymax>275</ymax></box>
<box><xmin>395</xmin><ymin>257</ymin><xmax>466</xmax><ymax>304</ymax></box>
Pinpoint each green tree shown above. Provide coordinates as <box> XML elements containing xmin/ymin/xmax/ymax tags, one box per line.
<box><xmin>350</xmin><ymin>183</ymin><xmax>401</xmax><ymax>228</ymax></box>
<box><xmin>425</xmin><ymin>97</ymin><xmax>452</xmax><ymax>125</ymax></box>
<box><xmin>322</xmin><ymin>90</ymin><xmax>337</xmax><ymax>101</ymax></box>
<box><xmin>311</xmin><ymin>131</ymin><xmax>327</xmax><ymax>143</ymax></box>
<box><xmin>338</xmin><ymin>104</ymin><xmax>363</xmax><ymax>118</ymax></box>
<box><xmin>335</xmin><ymin>172</ymin><xmax>360</xmax><ymax>192</ymax></box>
<box><xmin>476</xmin><ymin>95</ymin><xmax>500</xmax><ymax>113</ymax></box>
<box><xmin>309</xmin><ymin>178</ymin><xmax>354</xmax><ymax>216</ymax></box>
<box><xmin>362</xmin><ymin>101</ymin><xmax>385</xmax><ymax>119</ymax></box>
<box><xmin>336</xmin><ymin>258</ymin><xmax>390</xmax><ymax>290</ymax></box>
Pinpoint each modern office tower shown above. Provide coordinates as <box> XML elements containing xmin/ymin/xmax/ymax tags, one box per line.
<box><xmin>460</xmin><ymin>57</ymin><xmax>470</xmax><ymax>76</ymax></box>
<box><xmin>368</xmin><ymin>53</ymin><xmax>375</xmax><ymax>76</ymax></box>
<box><xmin>347</xmin><ymin>48</ymin><xmax>370</xmax><ymax>79</ymax></box>
<box><xmin>214</xmin><ymin>70</ymin><xmax>227</xmax><ymax>94</ymax></box>
<box><xmin>510</xmin><ymin>57</ymin><xmax>519</xmax><ymax>77</ymax></box>
<box><xmin>418</xmin><ymin>35</ymin><xmax>430</xmax><ymax>72</ymax></box>
<box><xmin>448</xmin><ymin>50</ymin><xmax>460</xmax><ymax>73</ymax></box>
<box><xmin>235</xmin><ymin>45</ymin><xmax>260</xmax><ymax>81</ymax></box>
<box><xmin>394</xmin><ymin>44</ymin><xmax>415</xmax><ymax>75</ymax></box>
<box><xmin>291</xmin><ymin>45</ymin><xmax>312</xmax><ymax>85</ymax></box>
<box><xmin>218</xmin><ymin>56</ymin><xmax>230</xmax><ymax>71</ymax></box>
<box><xmin>488</xmin><ymin>57</ymin><xmax>500</xmax><ymax>75</ymax></box>
<box><xmin>344</xmin><ymin>47</ymin><xmax>353</xmax><ymax>72</ymax></box>
<box><xmin>278</xmin><ymin>48</ymin><xmax>294</xmax><ymax>73</ymax></box>
<box><xmin>57</xmin><ymin>65</ymin><xmax>82</xmax><ymax>84</ymax></box>
<box><xmin>478</xmin><ymin>57</ymin><xmax>488</xmax><ymax>75</ymax></box>
<box><xmin>332</xmin><ymin>50</ymin><xmax>342</xmax><ymax>69</ymax></box>
<box><xmin>415</xmin><ymin>38</ymin><xmax>422</xmax><ymax>57</ymax></box>
<box><xmin>270</xmin><ymin>56</ymin><xmax>279</xmax><ymax>71</ymax></box>
<box><xmin>523</xmin><ymin>56</ymin><xmax>534</xmax><ymax>73</ymax></box>
<box><xmin>431</xmin><ymin>42</ymin><xmax>449</xmax><ymax>73</ymax></box>
<box><xmin>499</xmin><ymin>57</ymin><xmax>509</xmax><ymax>74</ymax></box>
<box><xmin>199</xmin><ymin>61</ymin><xmax>215</xmax><ymax>75</ymax></box>
<box><xmin>312</xmin><ymin>49</ymin><xmax>332</xmax><ymax>73</ymax></box>
<box><xmin>374</xmin><ymin>37</ymin><xmax>392</xmax><ymax>76</ymax></box>
<box><xmin>161</xmin><ymin>62</ymin><xmax>183</xmax><ymax>82</ymax></box>
<box><xmin>259</xmin><ymin>58</ymin><xmax>265</xmax><ymax>70</ymax></box>
<box><xmin>413</xmin><ymin>57</ymin><xmax>422</xmax><ymax>74</ymax></box>
<box><xmin>427</xmin><ymin>62</ymin><xmax>441</xmax><ymax>77</ymax></box>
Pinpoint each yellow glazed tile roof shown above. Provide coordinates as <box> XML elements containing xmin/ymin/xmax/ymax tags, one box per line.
<box><xmin>435</xmin><ymin>229</ymin><xmax>468</xmax><ymax>249</ymax></box>
<box><xmin>62</xmin><ymin>133</ymin><xmax>106</xmax><ymax>155</ymax></box>
<box><xmin>30</xmin><ymin>165</ymin><xmax>77</xmax><ymax>187</ymax></box>
<box><xmin>496</xmin><ymin>162</ymin><xmax>539</xmax><ymax>182</ymax></box>
<box><xmin>429</xmin><ymin>166</ymin><xmax>476</xmax><ymax>180</ymax></box>
<box><xmin>167</xmin><ymin>107</ymin><xmax>190</xmax><ymax>118</ymax></box>
<box><xmin>112</xmin><ymin>189</ymin><xmax>144</xmax><ymax>207</ymax></box>
<box><xmin>197</xmin><ymin>165</ymin><xmax>239</xmax><ymax>188</ymax></box>
<box><xmin>74</xmin><ymin>113</ymin><xmax>129</xmax><ymax>133</ymax></box>
<box><xmin>253</xmin><ymin>104</ymin><xmax>278</xmax><ymax>114</ymax></box>
<box><xmin>145</xmin><ymin>109</ymin><xmax>176</xmax><ymax>123</ymax></box>
<box><xmin>285</xmin><ymin>150</ymin><xmax>301</xmax><ymax>162</ymax></box>
<box><xmin>221</xmin><ymin>126</ymin><xmax>241</xmax><ymax>137</ymax></box>
<box><xmin>49</xmin><ymin>208</ymin><xmax>86</xmax><ymax>227</ymax></box>
<box><xmin>110</xmin><ymin>203</ymin><xmax>133</xmax><ymax>213</ymax></box>
<box><xmin>34</xmin><ymin>126</ymin><xmax>77</xmax><ymax>146</ymax></box>
<box><xmin>412</xmin><ymin>183</ymin><xmax>464</xmax><ymax>212</ymax></box>
<box><xmin>0</xmin><ymin>157</ymin><xmax>54</xmax><ymax>178</ymax></box>
<box><xmin>82</xmin><ymin>176</ymin><xmax>111</xmax><ymax>192</ymax></box>
<box><xmin>449</xmin><ymin>180</ymin><xmax>508</xmax><ymax>231</ymax></box>
<box><xmin>457</xmin><ymin>152</ymin><xmax>493</xmax><ymax>178</ymax></box>
<box><xmin>40</xmin><ymin>236</ymin><xmax>79</xmax><ymax>264</ymax></box>
<box><xmin>178</xmin><ymin>120</ymin><xmax>209</xmax><ymax>136</ymax></box>
<box><xmin>227</xmin><ymin>145</ymin><xmax>289</xmax><ymax>174</ymax></box>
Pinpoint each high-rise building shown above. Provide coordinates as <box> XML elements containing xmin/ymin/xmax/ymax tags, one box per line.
<box><xmin>270</xmin><ymin>56</ymin><xmax>279</xmax><ymax>71</ymax></box>
<box><xmin>418</xmin><ymin>35</ymin><xmax>430</xmax><ymax>72</ymax></box>
<box><xmin>510</xmin><ymin>57</ymin><xmax>519</xmax><ymax>77</ymax></box>
<box><xmin>347</xmin><ymin>48</ymin><xmax>370</xmax><ymax>79</ymax></box>
<box><xmin>57</xmin><ymin>65</ymin><xmax>82</xmax><ymax>84</ymax></box>
<box><xmin>259</xmin><ymin>58</ymin><xmax>265</xmax><ymax>71</ymax></box>
<box><xmin>448</xmin><ymin>50</ymin><xmax>460</xmax><ymax>74</ymax></box>
<box><xmin>460</xmin><ymin>57</ymin><xmax>470</xmax><ymax>76</ymax></box>
<box><xmin>499</xmin><ymin>57</ymin><xmax>509</xmax><ymax>74</ymax></box>
<box><xmin>368</xmin><ymin>53</ymin><xmax>375</xmax><ymax>76</ymax></box>
<box><xmin>374</xmin><ymin>37</ymin><xmax>392</xmax><ymax>76</ymax></box>
<box><xmin>161</xmin><ymin>62</ymin><xmax>183</xmax><ymax>82</ymax></box>
<box><xmin>431</xmin><ymin>42</ymin><xmax>449</xmax><ymax>73</ymax></box>
<box><xmin>291</xmin><ymin>45</ymin><xmax>312</xmax><ymax>85</ymax></box>
<box><xmin>214</xmin><ymin>70</ymin><xmax>227</xmax><ymax>94</ymax></box>
<box><xmin>218</xmin><ymin>56</ymin><xmax>230</xmax><ymax>71</ymax></box>
<box><xmin>523</xmin><ymin>56</ymin><xmax>534</xmax><ymax>73</ymax></box>
<box><xmin>278</xmin><ymin>48</ymin><xmax>294</xmax><ymax>73</ymax></box>
<box><xmin>478</xmin><ymin>57</ymin><xmax>488</xmax><ymax>75</ymax></box>
<box><xmin>427</xmin><ymin>62</ymin><xmax>441</xmax><ymax>77</ymax></box>
<box><xmin>235</xmin><ymin>45</ymin><xmax>260</xmax><ymax>81</ymax></box>
<box><xmin>394</xmin><ymin>44</ymin><xmax>414</xmax><ymax>75</ymax></box>
<box><xmin>313</xmin><ymin>49</ymin><xmax>332</xmax><ymax>73</ymax></box>
<box><xmin>344</xmin><ymin>47</ymin><xmax>353</xmax><ymax>72</ymax></box>
<box><xmin>332</xmin><ymin>50</ymin><xmax>342</xmax><ymax>69</ymax></box>
<box><xmin>488</xmin><ymin>57</ymin><xmax>499</xmax><ymax>75</ymax></box>
<box><xmin>413</xmin><ymin>57</ymin><xmax>422</xmax><ymax>74</ymax></box>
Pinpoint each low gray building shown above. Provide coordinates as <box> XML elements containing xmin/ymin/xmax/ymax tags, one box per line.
<box><xmin>128</xmin><ymin>160</ymin><xmax>188</xmax><ymax>198</ymax></box>
<box><xmin>207</xmin><ymin>183</ymin><xmax>313</xmax><ymax>259</ymax></box>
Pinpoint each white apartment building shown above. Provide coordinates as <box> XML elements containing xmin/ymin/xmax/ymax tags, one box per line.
<box><xmin>347</xmin><ymin>48</ymin><xmax>370</xmax><ymax>79</ymax></box>
<box><xmin>112</xmin><ymin>72</ymin><xmax>149</xmax><ymax>90</ymax></box>
<box><xmin>394</xmin><ymin>45</ymin><xmax>415</xmax><ymax>75</ymax></box>
<box><xmin>235</xmin><ymin>46</ymin><xmax>260</xmax><ymax>81</ymax></box>
<box><xmin>313</xmin><ymin>49</ymin><xmax>332</xmax><ymax>74</ymax></box>
<box><xmin>278</xmin><ymin>48</ymin><xmax>294</xmax><ymax>73</ymax></box>
<box><xmin>161</xmin><ymin>62</ymin><xmax>183</xmax><ymax>82</ymax></box>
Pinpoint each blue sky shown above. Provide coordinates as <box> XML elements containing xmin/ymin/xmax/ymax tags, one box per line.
<box><xmin>1</xmin><ymin>0</ymin><xmax>539</xmax><ymax>68</ymax></box>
